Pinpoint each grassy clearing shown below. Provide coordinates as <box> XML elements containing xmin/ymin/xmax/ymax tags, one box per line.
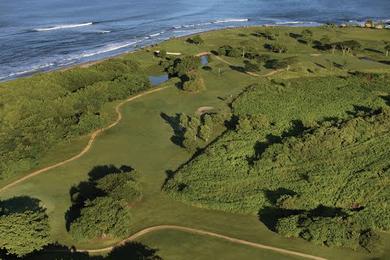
<box><xmin>1</xmin><ymin>26</ymin><xmax>390</xmax><ymax>259</ymax></box>
<box><xmin>137</xmin><ymin>229</ymin><xmax>303</xmax><ymax>260</ymax></box>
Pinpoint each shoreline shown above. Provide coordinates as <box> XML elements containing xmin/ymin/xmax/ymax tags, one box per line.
<box><xmin>1</xmin><ymin>22</ymin><xmax>389</xmax><ymax>83</ymax></box>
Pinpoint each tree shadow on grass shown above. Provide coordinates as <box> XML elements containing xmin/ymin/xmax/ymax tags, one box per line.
<box><xmin>258</xmin><ymin>207</ymin><xmax>303</xmax><ymax>232</ymax></box>
<box><xmin>347</xmin><ymin>105</ymin><xmax>382</xmax><ymax>117</ymax></box>
<box><xmin>160</xmin><ymin>112</ymin><xmax>184</xmax><ymax>147</ymax></box>
<box><xmin>364</xmin><ymin>48</ymin><xmax>383</xmax><ymax>54</ymax></box>
<box><xmin>65</xmin><ymin>165</ymin><xmax>134</xmax><ymax>231</ymax></box>
<box><xmin>379</xmin><ymin>60</ymin><xmax>390</xmax><ymax>66</ymax></box>
<box><xmin>25</xmin><ymin>243</ymin><xmax>93</xmax><ymax>260</ymax></box>
<box><xmin>229</xmin><ymin>65</ymin><xmax>246</xmax><ymax>74</ymax></box>
<box><xmin>264</xmin><ymin>188</ymin><xmax>297</xmax><ymax>205</ymax></box>
<box><xmin>258</xmin><ymin>200</ymin><xmax>349</xmax><ymax>232</ymax></box>
<box><xmin>0</xmin><ymin>196</ymin><xmax>42</xmax><ymax>214</ymax></box>
<box><xmin>107</xmin><ymin>242</ymin><xmax>162</xmax><ymax>260</ymax></box>
<box><xmin>381</xmin><ymin>95</ymin><xmax>390</xmax><ymax>106</ymax></box>
<box><xmin>25</xmin><ymin>242</ymin><xmax>162</xmax><ymax>260</ymax></box>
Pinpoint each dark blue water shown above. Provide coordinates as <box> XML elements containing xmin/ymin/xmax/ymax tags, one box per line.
<box><xmin>1</xmin><ymin>0</ymin><xmax>389</xmax><ymax>81</ymax></box>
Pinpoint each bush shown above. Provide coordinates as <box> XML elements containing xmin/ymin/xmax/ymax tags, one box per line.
<box><xmin>0</xmin><ymin>197</ymin><xmax>50</xmax><ymax>257</ymax></box>
<box><xmin>163</xmin><ymin>56</ymin><xmax>201</xmax><ymax>77</ymax></box>
<box><xmin>264</xmin><ymin>43</ymin><xmax>287</xmax><ymax>53</ymax></box>
<box><xmin>217</xmin><ymin>45</ymin><xmax>242</xmax><ymax>58</ymax></box>
<box><xmin>182</xmin><ymin>70</ymin><xmax>205</xmax><ymax>92</ymax></box>
<box><xmin>69</xmin><ymin>197</ymin><xmax>131</xmax><ymax>241</ymax></box>
<box><xmin>187</xmin><ymin>35</ymin><xmax>204</xmax><ymax>45</ymax></box>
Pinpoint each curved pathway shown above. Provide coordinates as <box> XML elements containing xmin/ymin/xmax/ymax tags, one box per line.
<box><xmin>0</xmin><ymin>86</ymin><xmax>169</xmax><ymax>193</ymax></box>
<box><xmin>0</xmin><ymin>52</ymin><xmax>313</xmax><ymax>260</ymax></box>
<box><xmin>77</xmin><ymin>225</ymin><xmax>327</xmax><ymax>260</ymax></box>
<box><xmin>0</xmin><ymin>52</ymin><xmax>279</xmax><ymax>194</ymax></box>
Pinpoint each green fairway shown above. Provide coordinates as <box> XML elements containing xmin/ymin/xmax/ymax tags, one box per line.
<box><xmin>1</xmin><ymin>26</ymin><xmax>390</xmax><ymax>259</ymax></box>
<box><xmin>137</xmin><ymin>229</ymin><xmax>303</xmax><ymax>260</ymax></box>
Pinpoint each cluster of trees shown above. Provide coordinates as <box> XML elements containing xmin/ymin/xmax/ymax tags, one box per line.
<box><xmin>170</xmin><ymin>111</ymin><xmax>231</xmax><ymax>152</ymax></box>
<box><xmin>215</xmin><ymin>43</ymin><xmax>296</xmax><ymax>72</ymax></box>
<box><xmin>264</xmin><ymin>43</ymin><xmax>288</xmax><ymax>53</ymax></box>
<box><xmin>216</xmin><ymin>45</ymin><xmax>244</xmax><ymax>58</ymax></box>
<box><xmin>289</xmin><ymin>29</ymin><xmax>314</xmax><ymax>45</ymax></box>
<box><xmin>159</xmin><ymin>55</ymin><xmax>205</xmax><ymax>92</ymax></box>
<box><xmin>165</xmin><ymin>74</ymin><xmax>390</xmax><ymax>250</ymax></box>
<box><xmin>0</xmin><ymin>196</ymin><xmax>50</xmax><ymax>257</ymax></box>
<box><xmin>182</xmin><ymin>70</ymin><xmax>205</xmax><ymax>92</ymax></box>
<box><xmin>288</xmin><ymin>29</ymin><xmax>363</xmax><ymax>56</ymax></box>
<box><xmin>252</xmin><ymin>29</ymin><xmax>279</xmax><ymax>41</ymax></box>
<box><xmin>0</xmin><ymin>59</ymin><xmax>150</xmax><ymax>181</ymax></box>
<box><xmin>275</xmin><ymin>208</ymin><xmax>379</xmax><ymax>250</ymax></box>
<box><xmin>186</xmin><ymin>35</ymin><xmax>204</xmax><ymax>45</ymax></box>
<box><xmin>68</xmin><ymin>165</ymin><xmax>141</xmax><ymax>241</ymax></box>
<box><xmin>236</xmin><ymin>114</ymin><xmax>270</xmax><ymax>132</ymax></box>
<box><xmin>160</xmin><ymin>55</ymin><xmax>201</xmax><ymax>77</ymax></box>
<box><xmin>265</xmin><ymin>57</ymin><xmax>297</xmax><ymax>70</ymax></box>
<box><xmin>313</xmin><ymin>38</ymin><xmax>361</xmax><ymax>55</ymax></box>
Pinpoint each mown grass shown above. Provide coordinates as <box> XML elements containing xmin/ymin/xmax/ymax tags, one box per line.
<box><xmin>136</xmin><ymin>229</ymin><xmax>303</xmax><ymax>260</ymax></box>
<box><xmin>1</xmin><ymin>26</ymin><xmax>390</xmax><ymax>259</ymax></box>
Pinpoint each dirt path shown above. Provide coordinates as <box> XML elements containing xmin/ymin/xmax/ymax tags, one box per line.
<box><xmin>0</xmin><ymin>86</ymin><xmax>170</xmax><ymax>193</ymax></box>
<box><xmin>77</xmin><ymin>225</ymin><xmax>326</xmax><ymax>260</ymax></box>
<box><xmin>0</xmin><ymin>52</ymin><xmax>282</xmax><ymax>194</ymax></box>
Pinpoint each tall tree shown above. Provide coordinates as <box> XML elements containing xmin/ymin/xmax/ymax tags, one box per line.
<box><xmin>69</xmin><ymin>197</ymin><xmax>131</xmax><ymax>241</ymax></box>
<box><xmin>0</xmin><ymin>197</ymin><xmax>50</xmax><ymax>257</ymax></box>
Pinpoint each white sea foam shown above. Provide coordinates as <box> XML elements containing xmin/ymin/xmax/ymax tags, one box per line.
<box><xmin>1</xmin><ymin>63</ymin><xmax>54</xmax><ymax>79</ymax></box>
<box><xmin>213</xmin><ymin>18</ymin><xmax>249</xmax><ymax>24</ymax></box>
<box><xmin>149</xmin><ymin>32</ymin><xmax>162</xmax><ymax>37</ymax></box>
<box><xmin>78</xmin><ymin>41</ymin><xmax>138</xmax><ymax>59</ymax></box>
<box><xmin>34</xmin><ymin>22</ymin><xmax>93</xmax><ymax>32</ymax></box>
<box><xmin>273</xmin><ymin>20</ymin><xmax>322</xmax><ymax>27</ymax></box>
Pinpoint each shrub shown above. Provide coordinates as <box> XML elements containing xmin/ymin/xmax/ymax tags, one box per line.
<box><xmin>182</xmin><ymin>70</ymin><xmax>205</xmax><ymax>92</ymax></box>
<box><xmin>187</xmin><ymin>35</ymin><xmax>204</xmax><ymax>45</ymax></box>
<box><xmin>69</xmin><ymin>197</ymin><xmax>131</xmax><ymax>241</ymax></box>
<box><xmin>0</xmin><ymin>197</ymin><xmax>50</xmax><ymax>257</ymax></box>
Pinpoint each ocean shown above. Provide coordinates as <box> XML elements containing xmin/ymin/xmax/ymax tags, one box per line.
<box><xmin>0</xmin><ymin>0</ymin><xmax>389</xmax><ymax>81</ymax></box>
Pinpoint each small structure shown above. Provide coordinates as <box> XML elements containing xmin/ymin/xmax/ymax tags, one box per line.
<box><xmin>364</xmin><ymin>20</ymin><xmax>374</xmax><ymax>28</ymax></box>
<box><xmin>154</xmin><ymin>50</ymin><xmax>182</xmax><ymax>56</ymax></box>
<box><xmin>375</xmin><ymin>23</ymin><xmax>384</xmax><ymax>29</ymax></box>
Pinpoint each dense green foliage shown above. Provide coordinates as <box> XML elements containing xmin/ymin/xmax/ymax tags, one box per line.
<box><xmin>165</xmin><ymin>74</ymin><xmax>390</xmax><ymax>249</ymax></box>
<box><xmin>69</xmin><ymin>196</ymin><xmax>132</xmax><ymax>241</ymax></box>
<box><xmin>182</xmin><ymin>70</ymin><xmax>205</xmax><ymax>92</ymax></box>
<box><xmin>0</xmin><ymin>197</ymin><xmax>50</xmax><ymax>257</ymax></box>
<box><xmin>181</xmin><ymin>111</ymin><xmax>230</xmax><ymax>150</ymax></box>
<box><xmin>160</xmin><ymin>55</ymin><xmax>201</xmax><ymax>77</ymax></box>
<box><xmin>187</xmin><ymin>35</ymin><xmax>204</xmax><ymax>45</ymax></box>
<box><xmin>68</xmin><ymin>166</ymin><xmax>140</xmax><ymax>241</ymax></box>
<box><xmin>0</xmin><ymin>59</ymin><xmax>150</xmax><ymax>181</ymax></box>
<box><xmin>2</xmin><ymin>25</ymin><xmax>390</xmax><ymax>258</ymax></box>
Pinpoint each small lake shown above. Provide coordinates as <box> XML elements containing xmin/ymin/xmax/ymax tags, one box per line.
<box><xmin>149</xmin><ymin>74</ymin><xmax>169</xmax><ymax>86</ymax></box>
<box><xmin>201</xmin><ymin>55</ymin><xmax>209</xmax><ymax>66</ymax></box>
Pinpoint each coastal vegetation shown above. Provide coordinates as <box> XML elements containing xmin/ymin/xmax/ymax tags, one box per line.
<box><xmin>165</xmin><ymin>75</ymin><xmax>390</xmax><ymax>250</ymax></box>
<box><xmin>1</xmin><ymin>25</ymin><xmax>390</xmax><ymax>259</ymax></box>
<box><xmin>0</xmin><ymin>60</ymin><xmax>150</xmax><ymax>181</ymax></box>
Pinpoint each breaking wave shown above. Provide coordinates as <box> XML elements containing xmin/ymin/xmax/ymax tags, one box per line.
<box><xmin>213</xmin><ymin>18</ymin><xmax>249</xmax><ymax>24</ymax></box>
<box><xmin>34</xmin><ymin>22</ymin><xmax>93</xmax><ymax>32</ymax></box>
